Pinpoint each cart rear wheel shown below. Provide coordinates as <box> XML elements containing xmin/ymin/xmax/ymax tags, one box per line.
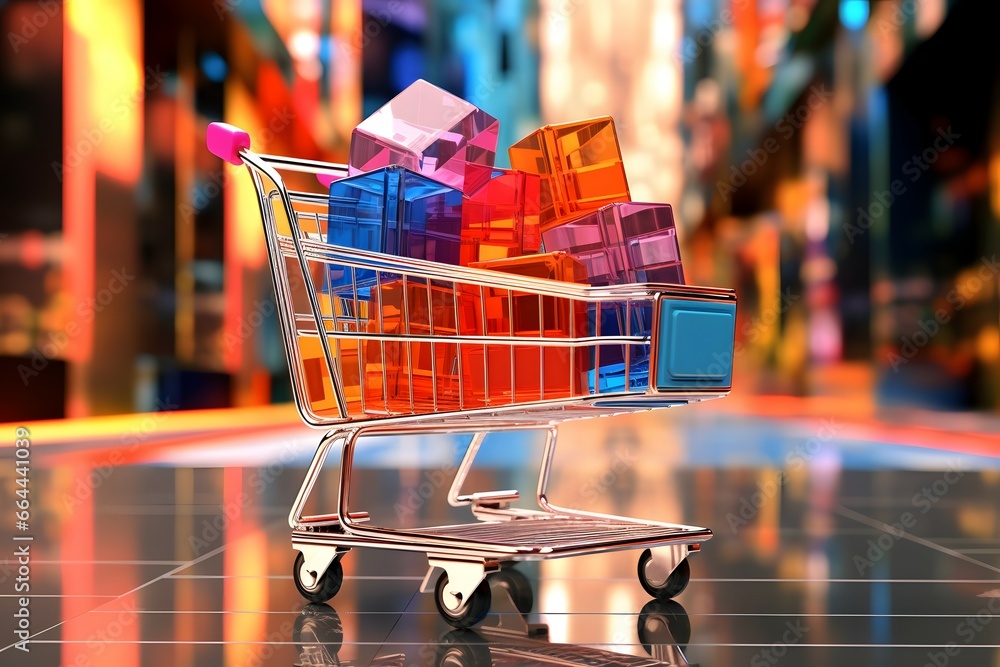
<box><xmin>490</xmin><ymin>567</ymin><xmax>534</xmax><ymax>614</ymax></box>
<box><xmin>434</xmin><ymin>572</ymin><xmax>491</xmax><ymax>629</ymax></box>
<box><xmin>293</xmin><ymin>603</ymin><xmax>342</xmax><ymax>657</ymax></box>
<box><xmin>637</xmin><ymin>549</ymin><xmax>690</xmax><ymax>599</ymax></box>
<box><xmin>293</xmin><ymin>551</ymin><xmax>343</xmax><ymax>603</ymax></box>
<box><xmin>637</xmin><ymin>598</ymin><xmax>691</xmax><ymax>654</ymax></box>
<box><xmin>436</xmin><ymin>630</ymin><xmax>492</xmax><ymax>667</ymax></box>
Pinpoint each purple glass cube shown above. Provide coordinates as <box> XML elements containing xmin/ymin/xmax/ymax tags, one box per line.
<box><xmin>349</xmin><ymin>79</ymin><xmax>499</xmax><ymax>194</ymax></box>
<box><xmin>541</xmin><ymin>202</ymin><xmax>684</xmax><ymax>286</ymax></box>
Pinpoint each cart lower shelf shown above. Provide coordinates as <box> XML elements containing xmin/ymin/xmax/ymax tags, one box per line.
<box><xmin>293</xmin><ymin>513</ymin><xmax>711</xmax><ymax>559</ymax></box>
<box><xmin>407</xmin><ymin>516</ymin><xmax>710</xmax><ymax>554</ymax></box>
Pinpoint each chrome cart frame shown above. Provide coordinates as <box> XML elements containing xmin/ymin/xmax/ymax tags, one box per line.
<box><xmin>207</xmin><ymin>122</ymin><xmax>736</xmax><ymax>628</ymax></box>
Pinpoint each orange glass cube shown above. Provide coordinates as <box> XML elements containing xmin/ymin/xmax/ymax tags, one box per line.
<box><xmin>369</xmin><ymin>278</ymin><xmax>464</xmax><ymax>412</ymax></box>
<box><xmin>508</xmin><ymin>117</ymin><xmax>630</xmax><ymax>231</ymax></box>
<box><xmin>302</xmin><ymin>297</ymin><xmax>376</xmax><ymax>419</ymax></box>
<box><xmin>464</xmin><ymin>252</ymin><xmax>589</xmax><ymax>403</ymax></box>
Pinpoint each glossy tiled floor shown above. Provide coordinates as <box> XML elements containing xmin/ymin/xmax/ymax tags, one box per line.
<box><xmin>2</xmin><ymin>404</ymin><xmax>1000</xmax><ymax>666</ymax></box>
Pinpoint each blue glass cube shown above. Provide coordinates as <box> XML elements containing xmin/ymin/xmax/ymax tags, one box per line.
<box><xmin>586</xmin><ymin>300</ymin><xmax>653</xmax><ymax>393</ymax></box>
<box><xmin>327</xmin><ymin>166</ymin><xmax>463</xmax><ymax>291</ymax></box>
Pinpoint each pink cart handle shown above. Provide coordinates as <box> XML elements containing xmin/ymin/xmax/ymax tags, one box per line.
<box><xmin>317</xmin><ymin>172</ymin><xmax>343</xmax><ymax>187</ymax></box>
<box><xmin>207</xmin><ymin>122</ymin><xmax>251</xmax><ymax>165</ymax></box>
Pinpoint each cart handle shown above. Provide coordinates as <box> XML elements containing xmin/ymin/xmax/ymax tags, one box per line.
<box><xmin>207</xmin><ymin>122</ymin><xmax>251</xmax><ymax>165</ymax></box>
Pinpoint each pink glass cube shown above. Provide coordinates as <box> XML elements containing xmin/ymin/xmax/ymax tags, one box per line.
<box><xmin>542</xmin><ymin>202</ymin><xmax>685</xmax><ymax>286</ymax></box>
<box><xmin>349</xmin><ymin>79</ymin><xmax>500</xmax><ymax>194</ymax></box>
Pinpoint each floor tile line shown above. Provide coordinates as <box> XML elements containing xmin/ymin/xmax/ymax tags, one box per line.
<box><xmin>163</xmin><ymin>574</ymin><xmax>425</xmax><ymax>580</ymax></box>
<box><xmin>29</xmin><ymin>560</ymin><xmax>189</xmax><ymax>565</ymax></box>
<box><xmin>837</xmin><ymin>505</ymin><xmax>1000</xmax><ymax>576</ymax></box>
<box><xmin>155</xmin><ymin>575</ymin><xmax>1000</xmax><ymax>583</ymax></box>
<box><xmin>0</xmin><ymin>543</ymin><xmax>229</xmax><ymax>655</ymax></box>
<box><xmin>17</xmin><ymin>640</ymin><xmax>1000</xmax><ymax>648</ymax></box>
<box><xmin>0</xmin><ymin>594</ymin><xmax>118</xmax><ymax>598</ymax></box>
<box><xmin>73</xmin><ymin>609</ymin><xmax>1000</xmax><ymax>618</ymax></box>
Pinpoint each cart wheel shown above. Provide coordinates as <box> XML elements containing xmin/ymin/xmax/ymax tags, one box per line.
<box><xmin>434</xmin><ymin>572</ymin><xmax>491</xmax><ymax>629</ymax></box>
<box><xmin>490</xmin><ymin>567</ymin><xmax>534</xmax><ymax>614</ymax></box>
<box><xmin>293</xmin><ymin>551</ymin><xmax>344</xmax><ymax>604</ymax></box>
<box><xmin>293</xmin><ymin>603</ymin><xmax>342</xmax><ymax>658</ymax></box>
<box><xmin>436</xmin><ymin>630</ymin><xmax>492</xmax><ymax>667</ymax></box>
<box><xmin>637</xmin><ymin>549</ymin><xmax>690</xmax><ymax>599</ymax></box>
<box><xmin>637</xmin><ymin>598</ymin><xmax>691</xmax><ymax>654</ymax></box>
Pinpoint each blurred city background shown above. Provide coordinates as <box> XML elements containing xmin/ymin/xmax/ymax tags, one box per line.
<box><xmin>1</xmin><ymin>0</ymin><xmax>999</xmax><ymax>421</ymax></box>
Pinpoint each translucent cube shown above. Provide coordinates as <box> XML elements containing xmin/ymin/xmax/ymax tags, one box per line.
<box><xmin>542</xmin><ymin>203</ymin><xmax>684</xmax><ymax>393</ymax></box>
<box><xmin>508</xmin><ymin>116</ymin><xmax>630</xmax><ymax>230</ymax></box>
<box><xmin>460</xmin><ymin>168</ymin><xmax>541</xmax><ymax>265</ymax></box>
<box><xmin>349</xmin><ymin>79</ymin><xmax>500</xmax><ymax>194</ymax></box>
<box><xmin>542</xmin><ymin>202</ymin><xmax>684</xmax><ymax>287</ymax></box>
<box><xmin>369</xmin><ymin>278</ymin><xmax>464</xmax><ymax>412</ymax></box>
<box><xmin>326</xmin><ymin>166</ymin><xmax>463</xmax><ymax>290</ymax></box>
<box><xmin>465</xmin><ymin>252</ymin><xmax>589</xmax><ymax>402</ymax></box>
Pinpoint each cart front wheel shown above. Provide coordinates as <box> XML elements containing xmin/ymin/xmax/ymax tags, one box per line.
<box><xmin>294</xmin><ymin>551</ymin><xmax>343</xmax><ymax>603</ymax></box>
<box><xmin>434</xmin><ymin>572</ymin><xmax>491</xmax><ymax>629</ymax></box>
<box><xmin>637</xmin><ymin>549</ymin><xmax>690</xmax><ymax>599</ymax></box>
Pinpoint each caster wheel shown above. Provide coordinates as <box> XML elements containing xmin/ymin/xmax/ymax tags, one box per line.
<box><xmin>637</xmin><ymin>549</ymin><xmax>690</xmax><ymax>600</ymax></box>
<box><xmin>434</xmin><ymin>572</ymin><xmax>492</xmax><ymax>629</ymax></box>
<box><xmin>490</xmin><ymin>567</ymin><xmax>534</xmax><ymax>614</ymax></box>
<box><xmin>436</xmin><ymin>630</ymin><xmax>492</xmax><ymax>667</ymax></box>
<box><xmin>293</xmin><ymin>603</ymin><xmax>342</xmax><ymax>657</ymax></box>
<box><xmin>637</xmin><ymin>598</ymin><xmax>691</xmax><ymax>654</ymax></box>
<box><xmin>293</xmin><ymin>551</ymin><xmax>344</xmax><ymax>604</ymax></box>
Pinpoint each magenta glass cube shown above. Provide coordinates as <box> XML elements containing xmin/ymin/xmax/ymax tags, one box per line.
<box><xmin>349</xmin><ymin>79</ymin><xmax>500</xmax><ymax>194</ymax></box>
<box><xmin>542</xmin><ymin>202</ymin><xmax>684</xmax><ymax>286</ymax></box>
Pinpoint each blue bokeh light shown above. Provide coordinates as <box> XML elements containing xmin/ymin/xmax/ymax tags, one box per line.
<box><xmin>839</xmin><ymin>0</ymin><xmax>870</xmax><ymax>31</ymax></box>
<box><xmin>199</xmin><ymin>51</ymin><xmax>228</xmax><ymax>82</ymax></box>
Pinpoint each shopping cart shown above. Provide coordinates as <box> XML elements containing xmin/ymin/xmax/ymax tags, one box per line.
<box><xmin>207</xmin><ymin>122</ymin><xmax>737</xmax><ymax>628</ymax></box>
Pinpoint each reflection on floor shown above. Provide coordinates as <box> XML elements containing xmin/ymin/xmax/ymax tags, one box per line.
<box><xmin>1</xmin><ymin>405</ymin><xmax>999</xmax><ymax>666</ymax></box>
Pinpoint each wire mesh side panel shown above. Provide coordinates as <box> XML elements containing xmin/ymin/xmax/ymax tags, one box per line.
<box><xmin>256</xmin><ymin>169</ymin><xmax>662</xmax><ymax>423</ymax></box>
<box><xmin>260</xmin><ymin>186</ymin><xmax>347</xmax><ymax>423</ymax></box>
<box><xmin>310</xmin><ymin>251</ymin><xmax>657</xmax><ymax>419</ymax></box>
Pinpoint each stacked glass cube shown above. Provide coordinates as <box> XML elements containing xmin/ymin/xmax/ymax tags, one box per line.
<box><xmin>326</xmin><ymin>79</ymin><xmax>687</xmax><ymax>407</ymax></box>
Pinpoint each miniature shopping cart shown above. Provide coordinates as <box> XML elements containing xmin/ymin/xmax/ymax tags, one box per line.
<box><xmin>208</xmin><ymin>122</ymin><xmax>737</xmax><ymax>628</ymax></box>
